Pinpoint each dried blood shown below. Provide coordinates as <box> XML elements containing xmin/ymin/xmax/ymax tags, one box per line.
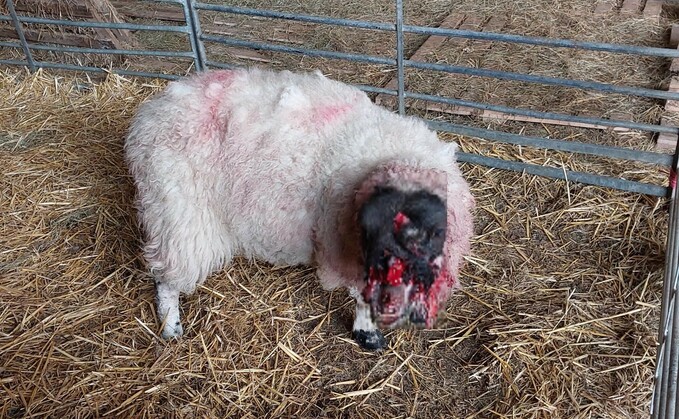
<box><xmin>385</xmin><ymin>258</ymin><xmax>405</xmax><ymax>286</ymax></box>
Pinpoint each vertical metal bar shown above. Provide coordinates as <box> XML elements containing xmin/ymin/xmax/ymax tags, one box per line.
<box><xmin>182</xmin><ymin>0</ymin><xmax>207</xmax><ymax>72</ymax></box>
<box><xmin>652</xmin><ymin>138</ymin><xmax>679</xmax><ymax>419</ymax></box>
<box><xmin>5</xmin><ymin>0</ymin><xmax>36</xmax><ymax>72</ymax></box>
<box><xmin>395</xmin><ymin>0</ymin><xmax>405</xmax><ymax>115</ymax></box>
<box><xmin>665</xmin><ymin>273</ymin><xmax>679</xmax><ymax>419</ymax></box>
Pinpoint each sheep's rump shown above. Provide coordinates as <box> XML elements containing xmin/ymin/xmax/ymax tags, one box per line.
<box><xmin>125</xmin><ymin>68</ymin><xmax>469</xmax><ymax>289</ymax></box>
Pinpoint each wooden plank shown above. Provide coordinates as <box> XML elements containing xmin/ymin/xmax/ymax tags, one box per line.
<box><xmin>440</xmin><ymin>14</ymin><xmax>485</xmax><ymax>48</ymax></box>
<box><xmin>376</xmin><ymin>13</ymin><xmax>506</xmax><ymax>113</ymax></box>
<box><xmin>15</xmin><ymin>0</ymin><xmax>186</xmax><ymax>22</ymax></box>
<box><xmin>221</xmin><ymin>47</ymin><xmax>276</xmax><ymax>63</ymax></box>
<box><xmin>670</xmin><ymin>55</ymin><xmax>679</xmax><ymax>74</ymax></box>
<box><xmin>411</xmin><ymin>12</ymin><xmax>467</xmax><ymax>56</ymax></box>
<box><xmin>0</xmin><ymin>27</ymin><xmax>111</xmax><ymax>48</ymax></box>
<box><xmin>394</xmin><ymin>99</ymin><xmax>633</xmax><ymax>131</ymax></box>
<box><xmin>208</xmin><ymin>18</ymin><xmax>309</xmax><ymax>45</ymax></box>
<box><xmin>594</xmin><ymin>1</ymin><xmax>615</xmax><ymax>15</ymax></box>
<box><xmin>643</xmin><ymin>0</ymin><xmax>664</xmax><ymax>21</ymax></box>
<box><xmin>657</xmin><ymin>122</ymin><xmax>678</xmax><ymax>150</ymax></box>
<box><xmin>375</xmin><ymin>12</ymin><xmax>466</xmax><ymax>106</ymax></box>
<box><xmin>85</xmin><ymin>0</ymin><xmax>136</xmax><ymax>50</ymax></box>
<box><xmin>657</xmin><ymin>21</ymin><xmax>679</xmax><ymax>149</ymax></box>
<box><xmin>658</xmin><ymin>79</ymin><xmax>679</xmax><ymax>150</ymax></box>
<box><xmin>110</xmin><ymin>1</ymin><xmax>184</xmax><ymax>22</ymax></box>
<box><xmin>670</xmin><ymin>24</ymin><xmax>679</xmax><ymax>49</ymax></box>
<box><xmin>11</xmin><ymin>0</ymin><xmax>136</xmax><ymax>53</ymax></box>
<box><xmin>482</xmin><ymin>15</ymin><xmax>506</xmax><ymax>32</ymax></box>
<box><xmin>410</xmin><ymin>102</ymin><xmax>474</xmax><ymax>116</ymax></box>
<box><xmin>13</xmin><ymin>0</ymin><xmax>91</xmax><ymax>18</ymax></box>
<box><xmin>620</xmin><ymin>0</ymin><xmax>643</xmax><ymax>15</ymax></box>
<box><xmin>479</xmin><ymin>110</ymin><xmax>631</xmax><ymax>131</ymax></box>
<box><xmin>666</xmin><ymin>77</ymin><xmax>679</xmax><ymax>113</ymax></box>
<box><xmin>470</xmin><ymin>15</ymin><xmax>507</xmax><ymax>51</ymax></box>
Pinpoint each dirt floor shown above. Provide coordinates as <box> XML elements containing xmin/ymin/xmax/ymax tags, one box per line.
<box><xmin>0</xmin><ymin>0</ymin><xmax>676</xmax><ymax>418</ymax></box>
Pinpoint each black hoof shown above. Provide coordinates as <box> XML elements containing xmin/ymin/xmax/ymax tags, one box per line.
<box><xmin>353</xmin><ymin>329</ymin><xmax>386</xmax><ymax>350</ymax></box>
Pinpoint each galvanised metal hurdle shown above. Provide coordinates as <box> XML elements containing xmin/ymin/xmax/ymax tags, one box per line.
<box><xmin>1</xmin><ymin>0</ymin><xmax>678</xmax><ymax>416</ymax></box>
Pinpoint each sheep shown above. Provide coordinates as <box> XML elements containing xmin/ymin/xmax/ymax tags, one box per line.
<box><xmin>125</xmin><ymin>68</ymin><xmax>474</xmax><ymax>350</ymax></box>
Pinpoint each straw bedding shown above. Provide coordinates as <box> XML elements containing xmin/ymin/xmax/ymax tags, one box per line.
<box><xmin>0</xmin><ymin>68</ymin><xmax>667</xmax><ymax>417</ymax></box>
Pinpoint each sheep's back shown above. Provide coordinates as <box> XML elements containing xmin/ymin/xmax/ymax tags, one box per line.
<box><xmin>126</xmin><ymin>68</ymin><xmax>464</xmax><ymax>268</ymax></box>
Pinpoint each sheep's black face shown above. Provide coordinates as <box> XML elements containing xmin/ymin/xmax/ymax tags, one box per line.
<box><xmin>359</xmin><ymin>187</ymin><xmax>447</xmax><ymax>329</ymax></box>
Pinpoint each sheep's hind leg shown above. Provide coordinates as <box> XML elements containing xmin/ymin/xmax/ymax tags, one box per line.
<box><xmin>350</xmin><ymin>287</ymin><xmax>386</xmax><ymax>350</ymax></box>
<box><xmin>143</xmin><ymin>205</ymin><xmax>231</xmax><ymax>340</ymax></box>
<box><xmin>156</xmin><ymin>281</ymin><xmax>183</xmax><ymax>339</ymax></box>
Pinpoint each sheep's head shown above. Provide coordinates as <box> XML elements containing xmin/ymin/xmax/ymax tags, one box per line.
<box><xmin>359</xmin><ymin>187</ymin><xmax>447</xmax><ymax>329</ymax></box>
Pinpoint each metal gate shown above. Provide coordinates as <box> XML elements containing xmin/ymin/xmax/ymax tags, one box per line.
<box><xmin>1</xmin><ymin>0</ymin><xmax>678</xmax><ymax>416</ymax></box>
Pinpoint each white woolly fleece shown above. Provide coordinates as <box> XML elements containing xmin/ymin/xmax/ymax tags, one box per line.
<box><xmin>125</xmin><ymin>68</ymin><xmax>474</xmax><ymax>309</ymax></box>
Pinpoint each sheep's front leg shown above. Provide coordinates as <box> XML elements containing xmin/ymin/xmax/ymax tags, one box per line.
<box><xmin>350</xmin><ymin>287</ymin><xmax>386</xmax><ymax>350</ymax></box>
<box><xmin>156</xmin><ymin>281</ymin><xmax>183</xmax><ymax>339</ymax></box>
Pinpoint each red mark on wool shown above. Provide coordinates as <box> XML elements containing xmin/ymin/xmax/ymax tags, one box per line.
<box><xmin>393</xmin><ymin>212</ymin><xmax>409</xmax><ymax>233</ymax></box>
<box><xmin>203</xmin><ymin>70</ymin><xmax>235</xmax><ymax>85</ymax></box>
<box><xmin>312</xmin><ymin>103</ymin><xmax>352</xmax><ymax>125</ymax></box>
<box><xmin>671</xmin><ymin>169</ymin><xmax>677</xmax><ymax>190</ymax></box>
<box><xmin>197</xmin><ymin>71</ymin><xmax>235</xmax><ymax>136</ymax></box>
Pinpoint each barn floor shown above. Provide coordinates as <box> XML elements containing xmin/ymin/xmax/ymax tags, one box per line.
<box><xmin>0</xmin><ymin>0</ymin><xmax>676</xmax><ymax>417</ymax></box>
<box><xmin>0</xmin><ymin>68</ymin><xmax>668</xmax><ymax>418</ymax></box>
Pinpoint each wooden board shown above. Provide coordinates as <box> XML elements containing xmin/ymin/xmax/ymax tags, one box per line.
<box><xmin>0</xmin><ymin>27</ymin><xmax>111</xmax><ymax>48</ymax></box>
<box><xmin>86</xmin><ymin>0</ymin><xmax>136</xmax><ymax>50</ymax></box>
<box><xmin>110</xmin><ymin>1</ymin><xmax>184</xmax><ymax>22</ymax></box>
<box><xmin>375</xmin><ymin>12</ymin><xmax>498</xmax><ymax>112</ymax></box>
<box><xmin>657</xmin><ymin>20</ymin><xmax>679</xmax><ymax>150</ymax></box>
<box><xmin>6</xmin><ymin>0</ymin><xmax>134</xmax><ymax>53</ymax></box>
<box><xmin>620</xmin><ymin>0</ymin><xmax>643</xmax><ymax>15</ymax></box>
<box><xmin>644</xmin><ymin>0</ymin><xmax>665</xmax><ymax>23</ymax></box>
<box><xmin>374</xmin><ymin>11</ymin><xmax>638</xmax><ymax>132</ymax></box>
<box><xmin>594</xmin><ymin>1</ymin><xmax>616</xmax><ymax>15</ymax></box>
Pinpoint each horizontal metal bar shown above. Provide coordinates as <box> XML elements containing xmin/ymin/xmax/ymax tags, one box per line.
<box><xmin>193</xmin><ymin>4</ymin><xmax>679</xmax><ymax>59</ymax></box>
<box><xmin>194</xmin><ymin>3</ymin><xmax>394</xmax><ymax>32</ymax></box>
<box><xmin>194</xmin><ymin>4</ymin><xmax>679</xmax><ymax>60</ymax></box>
<box><xmin>407</xmin><ymin>60</ymin><xmax>679</xmax><ymax>101</ymax></box>
<box><xmin>457</xmin><ymin>152</ymin><xmax>668</xmax><ymax>197</ymax></box>
<box><xmin>404</xmin><ymin>91</ymin><xmax>679</xmax><ymax>134</ymax></box>
<box><xmin>7</xmin><ymin>15</ymin><xmax>189</xmax><ymax>33</ymax></box>
<box><xmin>202</xmin><ymin>34</ymin><xmax>679</xmax><ymax>102</ymax></box>
<box><xmin>0</xmin><ymin>59</ymin><xmax>181</xmax><ymax>80</ymax></box>
<box><xmin>354</xmin><ymin>84</ymin><xmax>396</xmax><ymax>95</ymax></box>
<box><xmin>0</xmin><ymin>41</ymin><xmax>194</xmax><ymax>58</ymax></box>
<box><xmin>205</xmin><ymin>60</ymin><xmax>240</xmax><ymax>69</ymax></box>
<box><xmin>0</xmin><ymin>59</ymin><xmax>30</xmax><ymax>65</ymax></box>
<box><xmin>348</xmin><ymin>84</ymin><xmax>677</xmax><ymax>136</ymax></box>
<box><xmin>428</xmin><ymin>120</ymin><xmax>673</xmax><ymax>166</ymax></box>
<box><xmin>200</xmin><ymin>35</ymin><xmax>395</xmax><ymax>66</ymax></box>
<box><xmin>403</xmin><ymin>25</ymin><xmax>679</xmax><ymax>59</ymax></box>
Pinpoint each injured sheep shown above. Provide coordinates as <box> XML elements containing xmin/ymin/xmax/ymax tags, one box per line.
<box><xmin>125</xmin><ymin>68</ymin><xmax>474</xmax><ymax>350</ymax></box>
